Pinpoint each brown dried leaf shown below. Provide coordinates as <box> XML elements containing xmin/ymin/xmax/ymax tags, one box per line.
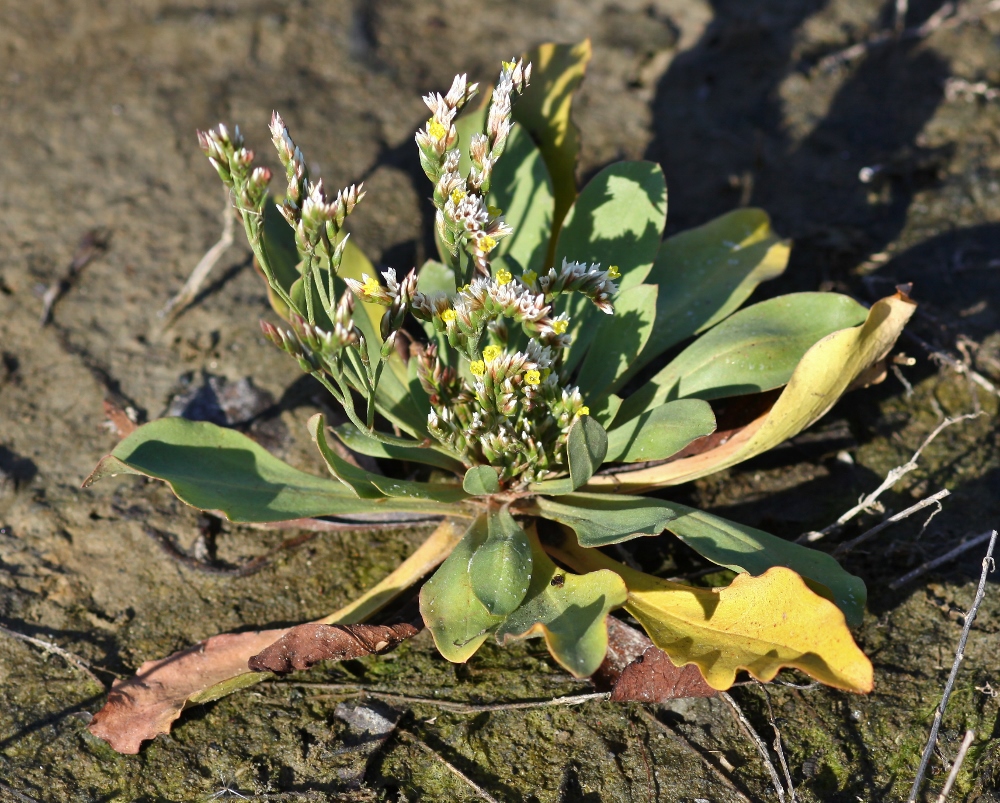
<box><xmin>102</xmin><ymin>398</ymin><xmax>138</xmax><ymax>439</ymax></box>
<box><xmin>88</xmin><ymin>628</ymin><xmax>287</xmax><ymax>754</ymax></box>
<box><xmin>592</xmin><ymin>617</ymin><xmax>716</xmax><ymax>702</ymax></box>
<box><xmin>610</xmin><ymin>646</ymin><xmax>718</xmax><ymax>702</ymax></box>
<box><xmin>590</xmin><ymin>615</ymin><xmax>654</xmax><ymax>691</ymax></box>
<box><xmin>248</xmin><ymin>622</ymin><xmax>421</xmax><ymax>673</ymax></box>
<box><xmin>87</xmin><ymin>520</ymin><xmax>465</xmax><ymax>754</ymax></box>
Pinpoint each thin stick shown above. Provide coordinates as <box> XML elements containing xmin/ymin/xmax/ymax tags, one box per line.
<box><xmin>936</xmin><ymin>729</ymin><xmax>975</xmax><ymax>802</ymax></box>
<box><xmin>907</xmin><ymin>530</ymin><xmax>996</xmax><ymax>803</ymax></box>
<box><xmin>39</xmin><ymin>229</ymin><xmax>110</xmax><ymax>326</ymax></box>
<box><xmin>637</xmin><ymin>709</ymin><xmax>754</xmax><ymax>803</ymax></box>
<box><xmin>159</xmin><ymin>199</ymin><xmax>235</xmax><ymax>322</ymax></box>
<box><xmin>759</xmin><ymin>684</ymin><xmax>796</xmax><ymax>802</ymax></box>
<box><xmin>890</xmin><ymin>529</ymin><xmax>996</xmax><ymax>590</ymax></box>
<box><xmin>721</xmin><ymin>691</ymin><xmax>786</xmax><ymax>802</ymax></box>
<box><xmin>894</xmin><ymin>0</ymin><xmax>909</xmax><ymax>33</ymax></box>
<box><xmin>803</xmin><ymin>414</ymin><xmax>978</xmax><ymax>542</ymax></box>
<box><xmin>830</xmin><ymin>489</ymin><xmax>950</xmax><ymax>555</ymax></box>
<box><xmin>906</xmin><ymin>329</ymin><xmax>1000</xmax><ymax>398</ymax></box>
<box><xmin>399</xmin><ymin>731</ymin><xmax>500</xmax><ymax>803</ymax></box>
<box><xmin>277</xmin><ymin>682</ymin><xmax>606</xmax><ymax>714</ymax></box>
<box><xmin>818</xmin><ymin>0</ymin><xmax>1000</xmax><ymax>71</ymax></box>
<box><xmin>0</xmin><ymin>623</ymin><xmax>104</xmax><ymax>688</ymax></box>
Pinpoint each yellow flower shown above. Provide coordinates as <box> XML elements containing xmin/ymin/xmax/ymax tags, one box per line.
<box><xmin>470</xmin><ymin>360</ymin><xmax>486</xmax><ymax>377</ymax></box>
<box><xmin>361</xmin><ymin>275</ymin><xmax>381</xmax><ymax>295</ymax></box>
<box><xmin>606</xmin><ymin>265</ymin><xmax>621</xmax><ymax>280</ymax></box>
<box><xmin>450</xmin><ymin>187</ymin><xmax>466</xmax><ymax>205</ymax></box>
<box><xmin>480</xmin><ymin>235</ymin><xmax>498</xmax><ymax>253</ymax></box>
<box><xmin>483</xmin><ymin>345</ymin><xmax>502</xmax><ymax>362</ymax></box>
<box><xmin>576</xmin><ymin>406</ymin><xmax>590</xmax><ymax>417</ymax></box>
<box><xmin>524</xmin><ymin>369</ymin><xmax>541</xmax><ymax>385</ymax></box>
<box><xmin>521</xmin><ymin>270</ymin><xmax>537</xmax><ymax>285</ymax></box>
<box><xmin>551</xmin><ymin>319</ymin><xmax>568</xmax><ymax>335</ymax></box>
<box><xmin>496</xmin><ymin>267</ymin><xmax>512</xmax><ymax>285</ymax></box>
<box><xmin>427</xmin><ymin>119</ymin><xmax>447</xmax><ymax>140</ymax></box>
<box><xmin>441</xmin><ymin>309</ymin><xmax>457</xmax><ymax>323</ymax></box>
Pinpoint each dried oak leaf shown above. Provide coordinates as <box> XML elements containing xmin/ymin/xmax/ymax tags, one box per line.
<box><xmin>248</xmin><ymin>622</ymin><xmax>421</xmax><ymax>673</ymax></box>
<box><xmin>88</xmin><ymin>627</ymin><xmax>288</xmax><ymax>754</ymax></box>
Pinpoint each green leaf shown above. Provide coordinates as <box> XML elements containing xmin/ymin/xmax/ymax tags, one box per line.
<box><xmin>573</xmin><ymin>283</ymin><xmax>658</xmax><ymax>398</ymax></box>
<box><xmin>83</xmin><ymin>418</ymin><xmax>448</xmax><ymax>522</ymax></box>
<box><xmin>419</xmin><ymin>515</ymin><xmax>506</xmax><ymax>662</ymax></box>
<box><xmin>308</xmin><ymin>414</ymin><xmax>384</xmax><ymax>499</ymax></box>
<box><xmin>335</xmin><ymin>424</ymin><xmax>464</xmax><ymax>474</ymax></box>
<box><xmin>629</xmin><ymin>208</ymin><xmax>790</xmax><ymax>377</ymax></box>
<box><xmin>463</xmin><ymin>465</ymin><xmax>501</xmax><ymax>496</ymax></box>
<box><xmin>496</xmin><ymin>530</ymin><xmax>627</xmax><ymax>677</ymax></box>
<box><xmin>512</xmin><ymin>40</ymin><xmax>591</xmax><ymax>256</ymax></box>
<box><xmin>259</xmin><ymin>200</ymin><xmax>301</xmax><ymax>319</ymax></box>
<box><xmin>534</xmin><ymin>493</ymin><xmax>678</xmax><ymax>546</ymax></box>
<box><xmin>469</xmin><ymin>507</ymin><xmax>533</xmax><ymax>616</ymax></box>
<box><xmin>555</xmin><ymin>161</ymin><xmax>667</xmax><ymax>292</ymax></box>
<box><xmin>662</xmin><ymin>504</ymin><xmax>867</xmax><ymax>627</ymax></box>
<box><xmin>416</xmin><ymin>259</ymin><xmax>456</xmax><ymax>297</ymax></box>
<box><xmin>587</xmin><ymin>393</ymin><xmax>622</xmax><ymax>429</ymax></box>
<box><xmin>312</xmin><ymin>415</ymin><xmax>468</xmax><ymax>504</ymax></box>
<box><xmin>526</xmin><ymin>415</ymin><xmax>608</xmax><ymax>497</ymax></box>
<box><xmin>534</xmin><ymin>491</ymin><xmax>865</xmax><ymax>625</ymax></box>
<box><xmin>618</xmin><ymin>292</ymin><xmax>869</xmax><ymax>421</ymax></box>
<box><xmin>568</xmin><ymin>415</ymin><xmax>607</xmax><ymax>488</ymax></box>
<box><xmin>606</xmin><ymin>399</ymin><xmax>716</xmax><ymax>463</ymax></box>
<box><xmin>488</xmin><ymin>124</ymin><xmax>555</xmax><ymax>275</ymax></box>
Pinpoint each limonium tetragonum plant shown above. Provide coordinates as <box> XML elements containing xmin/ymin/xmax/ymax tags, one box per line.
<box><xmin>85</xmin><ymin>42</ymin><xmax>915</xmax><ymax>753</ymax></box>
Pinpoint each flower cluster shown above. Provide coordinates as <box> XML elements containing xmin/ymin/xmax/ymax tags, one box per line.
<box><xmin>204</xmin><ymin>60</ymin><xmax>622</xmax><ymax>489</ymax></box>
<box><xmin>416</xmin><ymin>60</ymin><xmax>530</xmax><ymax>277</ymax></box>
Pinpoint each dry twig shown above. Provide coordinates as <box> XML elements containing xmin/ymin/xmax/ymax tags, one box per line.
<box><xmin>159</xmin><ymin>198</ymin><xmax>235</xmax><ymax>323</ymax></box>
<box><xmin>890</xmin><ymin>529</ymin><xmax>996</xmax><ymax>590</ymax></box>
<box><xmin>759</xmin><ymin>683</ymin><xmax>796</xmax><ymax>802</ymax></box>
<box><xmin>721</xmin><ymin>691</ymin><xmax>787</xmax><ymax>803</ymax></box>
<box><xmin>906</xmin><ymin>329</ymin><xmax>1000</xmax><ymax>398</ymax></box>
<box><xmin>830</xmin><ymin>489</ymin><xmax>950</xmax><ymax>555</ymax></box>
<box><xmin>0</xmin><ymin>623</ymin><xmax>104</xmax><ymax>688</ymax></box>
<box><xmin>39</xmin><ymin>228</ymin><xmax>110</xmax><ymax>326</ymax></box>
<box><xmin>637</xmin><ymin>709</ymin><xmax>754</xmax><ymax>803</ymax></box>
<box><xmin>399</xmin><ymin>730</ymin><xmax>500</xmax><ymax>803</ymax></box>
<box><xmin>801</xmin><ymin>414</ymin><xmax>978</xmax><ymax>543</ymax></box>
<box><xmin>908</xmin><ymin>530</ymin><xmax>996</xmax><ymax>802</ymax></box>
<box><xmin>936</xmin><ymin>729</ymin><xmax>975</xmax><ymax>802</ymax></box>
<box><xmin>278</xmin><ymin>682</ymin><xmax>606</xmax><ymax>714</ymax></box>
<box><xmin>818</xmin><ymin>0</ymin><xmax>1000</xmax><ymax>72</ymax></box>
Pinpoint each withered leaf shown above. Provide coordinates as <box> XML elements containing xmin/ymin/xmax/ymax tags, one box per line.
<box><xmin>590</xmin><ymin>615</ymin><xmax>654</xmax><ymax>691</ymax></box>
<box><xmin>592</xmin><ymin>617</ymin><xmax>716</xmax><ymax>701</ymax></box>
<box><xmin>248</xmin><ymin>622</ymin><xmax>421</xmax><ymax>674</ymax></box>
<box><xmin>610</xmin><ymin>646</ymin><xmax>717</xmax><ymax>702</ymax></box>
<box><xmin>88</xmin><ymin>628</ymin><xmax>288</xmax><ymax>754</ymax></box>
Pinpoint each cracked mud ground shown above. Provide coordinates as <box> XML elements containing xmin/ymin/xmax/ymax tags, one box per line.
<box><xmin>2</xmin><ymin>1</ymin><xmax>1000</xmax><ymax>800</ymax></box>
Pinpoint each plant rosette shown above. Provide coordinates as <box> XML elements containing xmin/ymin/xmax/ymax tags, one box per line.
<box><xmin>85</xmin><ymin>42</ymin><xmax>914</xmax><ymax>754</ymax></box>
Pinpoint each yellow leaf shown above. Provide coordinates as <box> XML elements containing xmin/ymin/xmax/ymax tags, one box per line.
<box><xmin>513</xmin><ymin>40</ymin><xmax>591</xmax><ymax>260</ymax></box>
<box><xmin>553</xmin><ymin>539</ymin><xmax>873</xmax><ymax>693</ymax></box>
<box><xmin>586</xmin><ymin>289</ymin><xmax>916</xmax><ymax>493</ymax></box>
